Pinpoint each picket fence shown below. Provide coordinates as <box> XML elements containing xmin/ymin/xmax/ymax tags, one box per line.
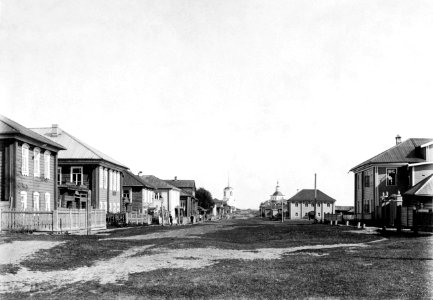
<box><xmin>0</xmin><ymin>208</ymin><xmax>106</xmax><ymax>233</ymax></box>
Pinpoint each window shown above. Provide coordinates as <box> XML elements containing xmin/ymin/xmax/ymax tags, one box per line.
<box><xmin>21</xmin><ymin>144</ymin><xmax>29</xmax><ymax>176</ymax></box>
<box><xmin>34</xmin><ymin>148</ymin><xmax>40</xmax><ymax>177</ymax></box>
<box><xmin>295</xmin><ymin>212</ymin><xmax>298</xmax><ymax>216</ymax></box>
<box><xmin>33</xmin><ymin>192</ymin><xmax>40</xmax><ymax>211</ymax></box>
<box><xmin>109</xmin><ymin>170</ymin><xmax>113</xmax><ymax>191</ymax></box>
<box><xmin>318</xmin><ymin>213</ymin><xmax>321</xmax><ymax>216</ymax></box>
<box><xmin>327</xmin><ymin>203</ymin><xmax>330</xmax><ymax>207</ymax></box>
<box><xmin>57</xmin><ymin>167</ymin><xmax>62</xmax><ymax>185</ymax></box>
<box><xmin>99</xmin><ymin>167</ymin><xmax>103</xmax><ymax>188</ymax></box>
<box><xmin>318</xmin><ymin>203</ymin><xmax>321</xmax><ymax>207</ymax></box>
<box><xmin>364</xmin><ymin>175</ymin><xmax>370</xmax><ymax>187</ymax></box>
<box><xmin>45</xmin><ymin>193</ymin><xmax>51</xmax><ymax>211</ymax></box>
<box><xmin>44</xmin><ymin>151</ymin><xmax>51</xmax><ymax>179</ymax></box>
<box><xmin>20</xmin><ymin>191</ymin><xmax>27</xmax><ymax>210</ymax></box>
<box><xmin>386</xmin><ymin>168</ymin><xmax>397</xmax><ymax>186</ymax></box>
<box><xmin>304</xmin><ymin>212</ymin><xmax>308</xmax><ymax>216</ymax></box>
<box><xmin>295</xmin><ymin>202</ymin><xmax>298</xmax><ymax>207</ymax></box>
<box><xmin>71</xmin><ymin>167</ymin><xmax>83</xmax><ymax>185</ymax></box>
<box><xmin>357</xmin><ymin>173</ymin><xmax>361</xmax><ymax>190</ymax></box>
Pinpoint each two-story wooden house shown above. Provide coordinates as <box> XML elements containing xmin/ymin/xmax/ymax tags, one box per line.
<box><xmin>350</xmin><ymin>136</ymin><xmax>433</xmax><ymax>219</ymax></box>
<box><xmin>0</xmin><ymin>115</ymin><xmax>65</xmax><ymax>211</ymax></box>
<box><xmin>31</xmin><ymin>125</ymin><xmax>128</xmax><ymax>212</ymax></box>
<box><xmin>122</xmin><ymin>170</ymin><xmax>156</xmax><ymax>213</ymax></box>
<box><xmin>286</xmin><ymin>189</ymin><xmax>335</xmax><ymax>220</ymax></box>
<box><xmin>164</xmin><ymin>177</ymin><xmax>198</xmax><ymax>217</ymax></box>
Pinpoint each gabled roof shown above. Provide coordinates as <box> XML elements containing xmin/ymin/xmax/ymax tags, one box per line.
<box><xmin>0</xmin><ymin>115</ymin><xmax>65</xmax><ymax>150</ymax></box>
<box><xmin>350</xmin><ymin>138</ymin><xmax>433</xmax><ymax>172</ymax></box>
<box><xmin>164</xmin><ymin>179</ymin><xmax>196</xmax><ymax>189</ymax></box>
<box><xmin>404</xmin><ymin>174</ymin><xmax>433</xmax><ymax>197</ymax></box>
<box><xmin>139</xmin><ymin>175</ymin><xmax>181</xmax><ymax>190</ymax></box>
<box><xmin>287</xmin><ymin>189</ymin><xmax>336</xmax><ymax>203</ymax></box>
<box><xmin>31</xmin><ymin>127</ymin><xmax>127</xmax><ymax>169</ymax></box>
<box><xmin>123</xmin><ymin>171</ymin><xmax>156</xmax><ymax>189</ymax></box>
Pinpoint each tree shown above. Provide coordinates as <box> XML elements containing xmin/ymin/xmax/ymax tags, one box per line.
<box><xmin>196</xmin><ymin>187</ymin><xmax>214</xmax><ymax>210</ymax></box>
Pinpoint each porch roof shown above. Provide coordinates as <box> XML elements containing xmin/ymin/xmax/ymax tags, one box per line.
<box><xmin>404</xmin><ymin>174</ymin><xmax>433</xmax><ymax>197</ymax></box>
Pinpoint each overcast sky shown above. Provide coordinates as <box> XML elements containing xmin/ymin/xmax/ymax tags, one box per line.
<box><xmin>1</xmin><ymin>0</ymin><xmax>433</xmax><ymax>209</ymax></box>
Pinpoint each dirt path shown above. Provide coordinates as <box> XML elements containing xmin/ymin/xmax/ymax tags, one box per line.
<box><xmin>0</xmin><ymin>238</ymin><xmax>386</xmax><ymax>294</ymax></box>
<box><xmin>0</xmin><ymin>241</ymin><xmax>63</xmax><ymax>265</ymax></box>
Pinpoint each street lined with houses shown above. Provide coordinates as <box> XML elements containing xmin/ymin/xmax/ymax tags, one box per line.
<box><xmin>0</xmin><ymin>218</ymin><xmax>432</xmax><ymax>299</ymax></box>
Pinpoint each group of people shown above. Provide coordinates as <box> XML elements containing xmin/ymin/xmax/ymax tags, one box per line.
<box><xmin>168</xmin><ymin>213</ymin><xmax>208</xmax><ymax>225</ymax></box>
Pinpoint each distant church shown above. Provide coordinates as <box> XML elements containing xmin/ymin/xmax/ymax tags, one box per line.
<box><xmin>223</xmin><ymin>179</ymin><xmax>236</xmax><ymax>212</ymax></box>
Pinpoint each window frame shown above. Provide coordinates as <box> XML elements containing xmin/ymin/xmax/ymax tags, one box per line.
<box><xmin>44</xmin><ymin>151</ymin><xmax>51</xmax><ymax>179</ymax></box>
<box><xmin>57</xmin><ymin>167</ymin><xmax>62</xmax><ymax>185</ymax></box>
<box><xmin>45</xmin><ymin>192</ymin><xmax>51</xmax><ymax>211</ymax></box>
<box><xmin>70</xmin><ymin>166</ymin><xmax>83</xmax><ymax>185</ymax></box>
<box><xmin>21</xmin><ymin>143</ymin><xmax>29</xmax><ymax>176</ymax></box>
<box><xmin>386</xmin><ymin>168</ymin><xmax>397</xmax><ymax>186</ymax></box>
<box><xmin>33</xmin><ymin>192</ymin><xmax>40</xmax><ymax>211</ymax></box>
<box><xmin>33</xmin><ymin>148</ymin><xmax>40</xmax><ymax>177</ymax></box>
<box><xmin>20</xmin><ymin>191</ymin><xmax>27</xmax><ymax>210</ymax></box>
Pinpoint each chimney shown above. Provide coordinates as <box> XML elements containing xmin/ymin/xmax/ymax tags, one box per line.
<box><xmin>51</xmin><ymin>124</ymin><xmax>61</xmax><ymax>137</ymax></box>
<box><xmin>395</xmin><ymin>135</ymin><xmax>401</xmax><ymax>145</ymax></box>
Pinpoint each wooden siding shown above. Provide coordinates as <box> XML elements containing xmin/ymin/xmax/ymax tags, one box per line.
<box><xmin>413</xmin><ymin>164</ymin><xmax>433</xmax><ymax>185</ymax></box>
<box><xmin>0</xmin><ymin>141</ymin><xmax>4</xmax><ymax>203</ymax></box>
<box><xmin>15</xmin><ymin>142</ymin><xmax>56</xmax><ymax>210</ymax></box>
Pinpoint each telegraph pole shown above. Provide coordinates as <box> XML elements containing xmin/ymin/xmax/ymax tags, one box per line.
<box><xmin>314</xmin><ymin>173</ymin><xmax>317</xmax><ymax>222</ymax></box>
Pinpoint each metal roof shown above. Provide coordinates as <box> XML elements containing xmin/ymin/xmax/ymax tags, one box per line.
<box><xmin>350</xmin><ymin>138</ymin><xmax>433</xmax><ymax>172</ymax></box>
<box><xmin>140</xmin><ymin>175</ymin><xmax>181</xmax><ymax>190</ymax></box>
<box><xmin>272</xmin><ymin>191</ymin><xmax>284</xmax><ymax>197</ymax></box>
<box><xmin>0</xmin><ymin>115</ymin><xmax>65</xmax><ymax>150</ymax></box>
<box><xmin>164</xmin><ymin>179</ymin><xmax>196</xmax><ymax>189</ymax></box>
<box><xmin>404</xmin><ymin>174</ymin><xmax>433</xmax><ymax>196</ymax></box>
<box><xmin>31</xmin><ymin>127</ymin><xmax>127</xmax><ymax>168</ymax></box>
<box><xmin>123</xmin><ymin>170</ymin><xmax>156</xmax><ymax>189</ymax></box>
<box><xmin>287</xmin><ymin>189</ymin><xmax>336</xmax><ymax>203</ymax></box>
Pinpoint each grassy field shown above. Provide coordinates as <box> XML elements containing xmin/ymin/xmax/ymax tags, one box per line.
<box><xmin>0</xmin><ymin>218</ymin><xmax>432</xmax><ymax>299</ymax></box>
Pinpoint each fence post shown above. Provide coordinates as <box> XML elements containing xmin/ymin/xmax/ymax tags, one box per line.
<box><xmin>0</xmin><ymin>208</ymin><xmax>2</xmax><ymax>232</ymax></box>
<box><xmin>69</xmin><ymin>209</ymin><xmax>72</xmax><ymax>231</ymax></box>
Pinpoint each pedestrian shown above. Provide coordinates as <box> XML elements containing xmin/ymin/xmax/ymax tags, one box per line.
<box><xmin>169</xmin><ymin>214</ymin><xmax>173</xmax><ymax>226</ymax></box>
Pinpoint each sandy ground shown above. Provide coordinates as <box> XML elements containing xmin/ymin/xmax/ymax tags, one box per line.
<box><xmin>101</xmin><ymin>224</ymin><xmax>237</xmax><ymax>241</ymax></box>
<box><xmin>0</xmin><ymin>238</ymin><xmax>384</xmax><ymax>294</ymax></box>
<box><xmin>0</xmin><ymin>241</ymin><xmax>64</xmax><ymax>265</ymax></box>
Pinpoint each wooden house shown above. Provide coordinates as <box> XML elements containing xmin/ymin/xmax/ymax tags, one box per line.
<box><xmin>164</xmin><ymin>177</ymin><xmax>198</xmax><ymax>217</ymax></box>
<box><xmin>122</xmin><ymin>170</ymin><xmax>156</xmax><ymax>213</ymax></box>
<box><xmin>350</xmin><ymin>136</ymin><xmax>433</xmax><ymax>219</ymax></box>
<box><xmin>139</xmin><ymin>175</ymin><xmax>182</xmax><ymax>219</ymax></box>
<box><xmin>31</xmin><ymin>125</ymin><xmax>128</xmax><ymax>212</ymax></box>
<box><xmin>0</xmin><ymin>115</ymin><xmax>65</xmax><ymax>211</ymax></box>
<box><xmin>286</xmin><ymin>189</ymin><xmax>335</xmax><ymax>220</ymax></box>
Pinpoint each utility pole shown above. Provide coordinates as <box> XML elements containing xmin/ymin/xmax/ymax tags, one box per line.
<box><xmin>281</xmin><ymin>197</ymin><xmax>284</xmax><ymax>223</ymax></box>
<box><xmin>314</xmin><ymin>173</ymin><xmax>317</xmax><ymax>222</ymax></box>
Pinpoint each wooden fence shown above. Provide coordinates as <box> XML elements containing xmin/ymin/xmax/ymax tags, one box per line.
<box><xmin>126</xmin><ymin>212</ymin><xmax>152</xmax><ymax>225</ymax></box>
<box><xmin>0</xmin><ymin>208</ymin><xmax>106</xmax><ymax>233</ymax></box>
